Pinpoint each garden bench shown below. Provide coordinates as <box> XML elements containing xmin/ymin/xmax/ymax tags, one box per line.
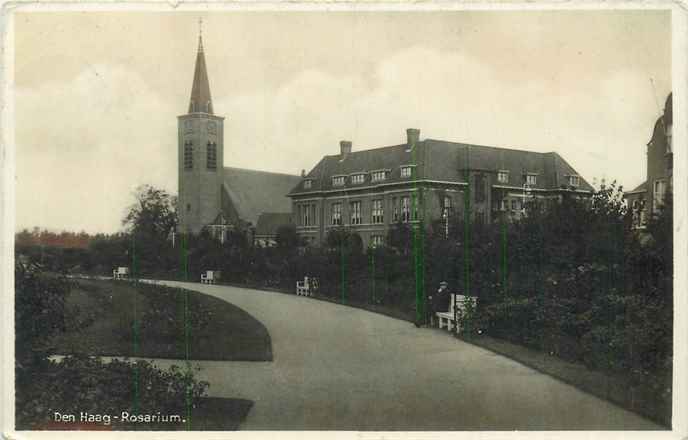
<box><xmin>201</xmin><ymin>270</ymin><xmax>221</xmax><ymax>284</ymax></box>
<box><xmin>436</xmin><ymin>294</ymin><xmax>477</xmax><ymax>331</ymax></box>
<box><xmin>296</xmin><ymin>276</ymin><xmax>319</xmax><ymax>297</ymax></box>
<box><xmin>112</xmin><ymin>266</ymin><xmax>130</xmax><ymax>280</ymax></box>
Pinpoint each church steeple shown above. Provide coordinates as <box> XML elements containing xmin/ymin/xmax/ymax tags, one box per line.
<box><xmin>188</xmin><ymin>20</ymin><xmax>213</xmax><ymax>114</ymax></box>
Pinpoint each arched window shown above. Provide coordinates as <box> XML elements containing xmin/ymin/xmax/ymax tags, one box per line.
<box><xmin>207</xmin><ymin>142</ymin><xmax>217</xmax><ymax>170</ymax></box>
<box><xmin>184</xmin><ymin>141</ymin><xmax>193</xmax><ymax>170</ymax></box>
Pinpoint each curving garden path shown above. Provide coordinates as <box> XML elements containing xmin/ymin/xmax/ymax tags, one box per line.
<box><xmin>146</xmin><ymin>281</ymin><xmax>661</xmax><ymax>430</ymax></box>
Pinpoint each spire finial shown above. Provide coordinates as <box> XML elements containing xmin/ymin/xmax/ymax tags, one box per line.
<box><xmin>198</xmin><ymin>17</ymin><xmax>204</xmax><ymax>52</ymax></box>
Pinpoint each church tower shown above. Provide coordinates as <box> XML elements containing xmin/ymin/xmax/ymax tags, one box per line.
<box><xmin>178</xmin><ymin>26</ymin><xmax>225</xmax><ymax>234</ymax></box>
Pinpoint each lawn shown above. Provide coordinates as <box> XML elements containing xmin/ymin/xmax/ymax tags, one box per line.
<box><xmin>52</xmin><ymin>278</ymin><xmax>272</xmax><ymax>361</ymax></box>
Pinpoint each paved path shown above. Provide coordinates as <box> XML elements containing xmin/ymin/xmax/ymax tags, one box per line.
<box><xmin>148</xmin><ymin>281</ymin><xmax>660</xmax><ymax>430</ymax></box>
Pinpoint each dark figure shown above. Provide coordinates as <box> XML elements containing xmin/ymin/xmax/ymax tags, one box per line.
<box><xmin>427</xmin><ymin>281</ymin><xmax>451</xmax><ymax>327</ymax></box>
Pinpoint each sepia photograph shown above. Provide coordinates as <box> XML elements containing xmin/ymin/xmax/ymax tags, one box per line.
<box><xmin>2</xmin><ymin>4</ymin><xmax>686</xmax><ymax>436</ymax></box>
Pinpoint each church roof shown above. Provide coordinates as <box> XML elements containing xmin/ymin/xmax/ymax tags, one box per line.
<box><xmin>222</xmin><ymin>167</ymin><xmax>301</xmax><ymax>226</ymax></box>
<box><xmin>255</xmin><ymin>213</ymin><xmax>293</xmax><ymax>236</ymax></box>
<box><xmin>289</xmin><ymin>138</ymin><xmax>593</xmax><ymax>195</ymax></box>
<box><xmin>188</xmin><ymin>34</ymin><xmax>213</xmax><ymax>114</ymax></box>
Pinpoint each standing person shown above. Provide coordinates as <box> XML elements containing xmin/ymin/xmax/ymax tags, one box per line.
<box><xmin>427</xmin><ymin>281</ymin><xmax>451</xmax><ymax>327</ymax></box>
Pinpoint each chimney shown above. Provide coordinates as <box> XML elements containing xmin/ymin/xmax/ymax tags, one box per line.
<box><xmin>340</xmin><ymin>140</ymin><xmax>352</xmax><ymax>159</ymax></box>
<box><xmin>301</xmin><ymin>169</ymin><xmax>306</xmax><ymax>178</ymax></box>
<box><xmin>406</xmin><ymin>128</ymin><xmax>420</xmax><ymax>150</ymax></box>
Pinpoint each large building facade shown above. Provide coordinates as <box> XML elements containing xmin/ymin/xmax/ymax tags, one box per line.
<box><xmin>288</xmin><ymin>128</ymin><xmax>593</xmax><ymax>247</ymax></box>
<box><xmin>177</xmin><ymin>33</ymin><xmax>301</xmax><ymax>239</ymax></box>
<box><xmin>624</xmin><ymin>93</ymin><xmax>673</xmax><ymax>229</ymax></box>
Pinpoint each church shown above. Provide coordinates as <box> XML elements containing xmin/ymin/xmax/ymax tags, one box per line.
<box><xmin>176</xmin><ymin>32</ymin><xmax>301</xmax><ymax>242</ymax></box>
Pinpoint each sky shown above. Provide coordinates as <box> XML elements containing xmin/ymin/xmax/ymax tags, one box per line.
<box><xmin>14</xmin><ymin>10</ymin><xmax>671</xmax><ymax>234</ymax></box>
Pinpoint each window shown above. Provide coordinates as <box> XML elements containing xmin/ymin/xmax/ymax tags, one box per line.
<box><xmin>350</xmin><ymin>201</ymin><xmax>361</xmax><ymax>225</ymax></box>
<box><xmin>474</xmin><ymin>174</ymin><xmax>486</xmax><ymax>202</ymax></box>
<box><xmin>400</xmin><ymin>166</ymin><xmax>413</xmax><ymax>178</ymax></box>
<box><xmin>372</xmin><ymin>199</ymin><xmax>384</xmax><ymax>224</ymax></box>
<box><xmin>371</xmin><ymin>235</ymin><xmax>384</xmax><ymax>248</ymax></box>
<box><xmin>653</xmin><ymin>180</ymin><xmax>666</xmax><ymax>212</ymax></box>
<box><xmin>300</xmin><ymin>204</ymin><xmax>316</xmax><ymax>226</ymax></box>
<box><xmin>351</xmin><ymin>174</ymin><xmax>365</xmax><ymax>185</ymax></box>
<box><xmin>497</xmin><ymin>171</ymin><xmax>509</xmax><ymax>184</ymax></box>
<box><xmin>186</xmin><ymin>203</ymin><xmax>191</xmax><ymax>212</ymax></box>
<box><xmin>511</xmin><ymin>199</ymin><xmax>520</xmax><ymax>211</ymax></box>
<box><xmin>207</xmin><ymin>142</ymin><xmax>217</xmax><ymax>170</ymax></box>
<box><xmin>401</xmin><ymin>196</ymin><xmax>411</xmax><ymax>222</ymax></box>
<box><xmin>207</xmin><ymin>121</ymin><xmax>216</xmax><ymax>134</ymax></box>
<box><xmin>184</xmin><ymin>141</ymin><xmax>193</xmax><ymax>170</ymax></box>
<box><xmin>332</xmin><ymin>176</ymin><xmax>345</xmax><ymax>187</ymax></box>
<box><xmin>331</xmin><ymin>202</ymin><xmax>342</xmax><ymax>225</ymax></box>
<box><xmin>525</xmin><ymin>174</ymin><xmax>537</xmax><ymax>186</ymax></box>
<box><xmin>185</xmin><ymin>120</ymin><xmax>193</xmax><ymax>133</ymax></box>
<box><xmin>498</xmin><ymin>199</ymin><xmax>507</xmax><ymax>211</ymax></box>
<box><xmin>666</xmin><ymin>123</ymin><xmax>673</xmax><ymax>153</ymax></box>
<box><xmin>392</xmin><ymin>197</ymin><xmax>399</xmax><ymax>222</ymax></box>
<box><xmin>442</xmin><ymin>196</ymin><xmax>452</xmax><ymax>218</ymax></box>
<box><xmin>568</xmin><ymin>175</ymin><xmax>580</xmax><ymax>187</ymax></box>
<box><xmin>371</xmin><ymin>170</ymin><xmax>387</xmax><ymax>182</ymax></box>
<box><xmin>303</xmin><ymin>180</ymin><xmax>312</xmax><ymax>190</ymax></box>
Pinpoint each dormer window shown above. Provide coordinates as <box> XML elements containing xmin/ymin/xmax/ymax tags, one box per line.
<box><xmin>371</xmin><ymin>170</ymin><xmax>387</xmax><ymax>182</ymax></box>
<box><xmin>567</xmin><ymin>175</ymin><xmax>580</xmax><ymax>187</ymax></box>
<box><xmin>303</xmin><ymin>179</ymin><xmax>312</xmax><ymax>189</ymax></box>
<box><xmin>666</xmin><ymin>123</ymin><xmax>672</xmax><ymax>153</ymax></box>
<box><xmin>497</xmin><ymin>170</ymin><xmax>509</xmax><ymax>184</ymax></box>
<box><xmin>400</xmin><ymin>166</ymin><xmax>414</xmax><ymax>178</ymax></box>
<box><xmin>332</xmin><ymin>176</ymin><xmax>346</xmax><ymax>187</ymax></box>
<box><xmin>351</xmin><ymin>173</ymin><xmax>365</xmax><ymax>185</ymax></box>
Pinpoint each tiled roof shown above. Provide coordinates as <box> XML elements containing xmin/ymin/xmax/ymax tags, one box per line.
<box><xmin>255</xmin><ymin>213</ymin><xmax>293</xmax><ymax>236</ymax></box>
<box><xmin>289</xmin><ymin>139</ymin><xmax>593</xmax><ymax>195</ymax></box>
<box><xmin>223</xmin><ymin>167</ymin><xmax>301</xmax><ymax>226</ymax></box>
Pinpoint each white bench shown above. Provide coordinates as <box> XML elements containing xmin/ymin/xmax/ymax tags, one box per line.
<box><xmin>296</xmin><ymin>276</ymin><xmax>319</xmax><ymax>297</ymax></box>
<box><xmin>112</xmin><ymin>266</ymin><xmax>130</xmax><ymax>280</ymax></box>
<box><xmin>201</xmin><ymin>270</ymin><xmax>221</xmax><ymax>284</ymax></box>
<box><xmin>436</xmin><ymin>294</ymin><xmax>477</xmax><ymax>331</ymax></box>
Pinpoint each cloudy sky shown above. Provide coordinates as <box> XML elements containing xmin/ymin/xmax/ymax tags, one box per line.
<box><xmin>14</xmin><ymin>10</ymin><xmax>671</xmax><ymax>234</ymax></box>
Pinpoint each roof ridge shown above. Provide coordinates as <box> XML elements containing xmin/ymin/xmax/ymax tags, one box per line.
<box><xmin>424</xmin><ymin>138</ymin><xmax>557</xmax><ymax>155</ymax></box>
<box><xmin>224</xmin><ymin>166</ymin><xmax>300</xmax><ymax>177</ymax></box>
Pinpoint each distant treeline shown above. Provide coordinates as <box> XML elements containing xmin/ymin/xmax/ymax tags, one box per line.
<box><xmin>15</xmin><ymin>228</ymin><xmax>97</xmax><ymax>250</ymax></box>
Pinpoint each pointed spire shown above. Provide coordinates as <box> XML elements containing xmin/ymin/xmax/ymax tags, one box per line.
<box><xmin>188</xmin><ymin>18</ymin><xmax>213</xmax><ymax>114</ymax></box>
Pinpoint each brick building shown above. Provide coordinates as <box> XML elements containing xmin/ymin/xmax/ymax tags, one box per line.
<box><xmin>288</xmin><ymin>128</ymin><xmax>593</xmax><ymax>247</ymax></box>
<box><xmin>176</xmin><ymin>31</ymin><xmax>300</xmax><ymax>240</ymax></box>
<box><xmin>624</xmin><ymin>93</ymin><xmax>673</xmax><ymax>229</ymax></box>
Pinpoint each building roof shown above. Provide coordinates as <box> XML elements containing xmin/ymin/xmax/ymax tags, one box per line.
<box><xmin>188</xmin><ymin>34</ymin><xmax>213</xmax><ymax>115</ymax></box>
<box><xmin>255</xmin><ymin>213</ymin><xmax>293</xmax><ymax>236</ymax></box>
<box><xmin>289</xmin><ymin>138</ymin><xmax>593</xmax><ymax>195</ymax></box>
<box><xmin>625</xmin><ymin>180</ymin><xmax>648</xmax><ymax>195</ymax></box>
<box><xmin>222</xmin><ymin>167</ymin><xmax>301</xmax><ymax>226</ymax></box>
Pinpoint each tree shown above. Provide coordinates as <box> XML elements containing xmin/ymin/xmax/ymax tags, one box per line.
<box><xmin>123</xmin><ymin>184</ymin><xmax>177</xmax><ymax>240</ymax></box>
<box><xmin>122</xmin><ymin>185</ymin><xmax>177</xmax><ymax>275</ymax></box>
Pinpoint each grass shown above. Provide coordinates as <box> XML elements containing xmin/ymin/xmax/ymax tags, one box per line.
<box><xmin>52</xmin><ymin>278</ymin><xmax>272</xmax><ymax>361</ymax></box>
<box><xmin>459</xmin><ymin>333</ymin><xmax>671</xmax><ymax>428</ymax></box>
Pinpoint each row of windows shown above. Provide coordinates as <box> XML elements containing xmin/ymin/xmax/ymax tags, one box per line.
<box><xmin>496</xmin><ymin>171</ymin><xmax>579</xmax><ymax>187</ymax></box>
<box><xmin>297</xmin><ymin>196</ymin><xmax>430</xmax><ymax>227</ymax></box>
<box><xmin>321</xmin><ymin>170</ymin><xmax>580</xmax><ymax>190</ymax></box>
<box><xmin>183</xmin><ymin>141</ymin><xmax>218</xmax><ymax>170</ymax></box>
<box><xmin>329</xmin><ymin>166</ymin><xmax>415</xmax><ymax>187</ymax></box>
